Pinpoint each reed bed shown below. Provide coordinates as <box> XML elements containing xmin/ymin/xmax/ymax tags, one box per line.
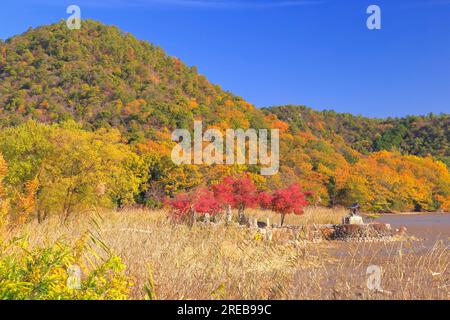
<box><xmin>3</xmin><ymin>208</ymin><xmax>448</xmax><ymax>300</ymax></box>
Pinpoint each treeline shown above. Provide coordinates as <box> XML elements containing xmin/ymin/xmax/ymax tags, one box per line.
<box><xmin>0</xmin><ymin>121</ymin><xmax>448</xmax><ymax>226</ymax></box>
<box><xmin>266</xmin><ymin>105</ymin><xmax>450</xmax><ymax>166</ymax></box>
<box><xmin>0</xmin><ymin>121</ymin><xmax>140</xmax><ymax>224</ymax></box>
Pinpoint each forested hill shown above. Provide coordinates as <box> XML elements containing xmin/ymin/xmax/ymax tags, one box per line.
<box><xmin>0</xmin><ymin>20</ymin><xmax>449</xmax><ymax>213</ymax></box>
<box><xmin>1</xmin><ymin>19</ymin><xmax>448</xmax><ymax>160</ymax></box>
<box><xmin>265</xmin><ymin>105</ymin><xmax>449</xmax><ymax>166</ymax></box>
<box><xmin>0</xmin><ymin>20</ymin><xmax>265</xmax><ymax>140</ymax></box>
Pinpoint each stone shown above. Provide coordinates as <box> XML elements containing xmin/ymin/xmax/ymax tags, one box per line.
<box><xmin>238</xmin><ymin>211</ymin><xmax>249</xmax><ymax>225</ymax></box>
<box><xmin>342</xmin><ymin>214</ymin><xmax>364</xmax><ymax>225</ymax></box>
<box><xmin>225</xmin><ymin>205</ymin><xmax>232</xmax><ymax>224</ymax></box>
<box><xmin>264</xmin><ymin>228</ymin><xmax>273</xmax><ymax>241</ymax></box>
<box><xmin>249</xmin><ymin>217</ymin><xmax>258</xmax><ymax>228</ymax></box>
<box><xmin>369</xmin><ymin>222</ymin><xmax>393</xmax><ymax>237</ymax></box>
<box><xmin>319</xmin><ymin>226</ymin><xmax>335</xmax><ymax>240</ymax></box>
<box><xmin>257</xmin><ymin>220</ymin><xmax>267</xmax><ymax>228</ymax></box>
<box><xmin>395</xmin><ymin>226</ymin><xmax>407</xmax><ymax>236</ymax></box>
<box><xmin>334</xmin><ymin>224</ymin><xmax>366</xmax><ymax>239</ymax></box>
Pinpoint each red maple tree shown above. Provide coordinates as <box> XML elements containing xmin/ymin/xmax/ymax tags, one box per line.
<box><xmin>271</xmin><ymin>184</ymin><xmax>308</xmax><ymax>226</ymax></box>
<box><xmin>212</xmin><ymin>175</ymin><xmax>258</xmax><ymax>223</ymax></box>
<box><xmin>168</xmin><ymin>187</ymin><xmax>222</xmax><ymax>224</ymax></box>
<box><xmin>192</xmin><ymin>188</ymin><xmax>221</xmax><ymax>216</ymax></box>
<box><xmin>258</xmin><ymin>191</ymin><xmax>274</xmax><ymax>210</ymax></box>
<box><xmin>167</xmin><ymin>192</ymin><xmax>192</xmax><ymax>222</ymax></box>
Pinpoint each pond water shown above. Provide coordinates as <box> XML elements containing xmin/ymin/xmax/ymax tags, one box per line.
<box><xmin>330</xmin><ymin>213</ymin><xmax>450</xmax><ymax>258</ymax></box>
<box><xmin>377</xmin><ymin>213</ymin><xmax>450</xmax><ymax>246</ymax></box>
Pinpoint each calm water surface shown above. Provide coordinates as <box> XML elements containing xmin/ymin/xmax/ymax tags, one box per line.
<box><xmin>377</xmin><ymin>213</ymin><xmax>450</xmax><ymax>245</ymax></box>
<box><xmin>330</xmin><ymin>213</ymin><xmax>450</xmax><ymax>257</ymax></box>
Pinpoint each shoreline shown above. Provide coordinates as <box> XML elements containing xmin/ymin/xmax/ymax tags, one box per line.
<box><xmin>371</xmin><ymin>211</ymin><xmax>449</xmax><ymax>216</ymax></box>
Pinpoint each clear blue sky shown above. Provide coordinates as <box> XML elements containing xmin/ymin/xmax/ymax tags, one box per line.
<box><xmin>1</xmin><ymin>0</ymin><xmax>449</xmax><ymax>117</ymax></box>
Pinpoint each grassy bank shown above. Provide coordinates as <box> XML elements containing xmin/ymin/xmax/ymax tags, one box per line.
<box><xmin>1</xmin><ymin>208</ymin><xmax>448</xmax><ymax>300</ymax></box>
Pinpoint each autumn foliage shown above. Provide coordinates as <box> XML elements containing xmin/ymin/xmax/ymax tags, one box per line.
<box><xmin>271</xmin><ymin>184</ymin><xmax>309</xmax><ymax>226</ymax></box>
<box><xmin>258</xmin><ymin>192</ymin><xmax>274</xmax><ymax>210</ymax></box>
<box><xmin>168</xmin><ymin>176</ymin><xmax>310</xmax><ymax>226</ymax></box>
<box><xmin>0</xmin><ymin>155</ymin><xmax>8</xmax><ymax>226</ymax></box>
<box><xmin>167</xmin><ymin>193</ymin><xmax>192</xmax><ymax>222</ymax></box>
<box><xmin>193</xmin><ymin>188</ymin><xmax>221</xmax><ymax>216</ymax></box>
<box><xmin>212</xmin><ymin>175</ymin><xmax>259</xmax><ymax>222</ymax></box>
<box><xmin>0</xmin><ymin>20</ymin><xmax>448</xmax><ymax>224</ymax></box>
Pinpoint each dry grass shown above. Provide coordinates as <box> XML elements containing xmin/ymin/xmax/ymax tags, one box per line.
<box><xmin>3</xmin><ymin>208</ymin><xmax>449</xmax><ymax>300</ymax></box>
<box><xmin>247</xmin><ymin>206</ymin><xmax>348</xmax><ymax>226</ymax></box>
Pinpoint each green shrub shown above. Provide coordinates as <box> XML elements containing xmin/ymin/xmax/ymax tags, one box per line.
<box><xmin>0</xmin><ymin>236</ymin><xmax>133</xmax><ymax>300</ymax></box>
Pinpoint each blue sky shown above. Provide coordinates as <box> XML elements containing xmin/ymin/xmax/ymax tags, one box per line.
<box><xmin>1</xmin><ymin>0</ymin><xmax>449</xmax><ymax>117</ymax></box>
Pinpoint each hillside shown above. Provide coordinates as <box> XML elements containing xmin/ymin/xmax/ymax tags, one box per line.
<box><xmin>0</xmin><ymin>20</ymin><xmax>266</xmax><ymax>140</ymax></box>
<box><xmin>265</xmin><ymin>105</ymin><xmax>449</xmax><ymax>166</ymax></box>
<box><xmin>0</xmin><ymin>20</ymin><xmax>449</xmax><ymax>213</ymax></box>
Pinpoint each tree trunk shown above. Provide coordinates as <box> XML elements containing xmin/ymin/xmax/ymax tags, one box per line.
<box><xmin>37</xmin><ymin>209</ymin><xmax>43</xmax><ymax>224</ymax></box>
<box><xmin>281</xmin><ymin>214</ymin><xmax>285</xmax><ymax>227</ymax></box>
<box><xmin>42</xmin><ymin>210</ymin><xmax>48</xmax><ymax>221</ymax></box>
<box><xmin>62</xmin><ymin>187</ymin><xmax>74</xmax><ymax>224</ymax></box>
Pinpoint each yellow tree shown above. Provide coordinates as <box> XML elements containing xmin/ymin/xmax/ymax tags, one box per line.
<box><xmin>0</xmin><ymin>154</ymin><xmax>9</xmax><ymax>226</ymax></box>
<box><xmin>38</xmin><ymin>125</ymin><xmax>142</xmax><ymax>222</ymax></box>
